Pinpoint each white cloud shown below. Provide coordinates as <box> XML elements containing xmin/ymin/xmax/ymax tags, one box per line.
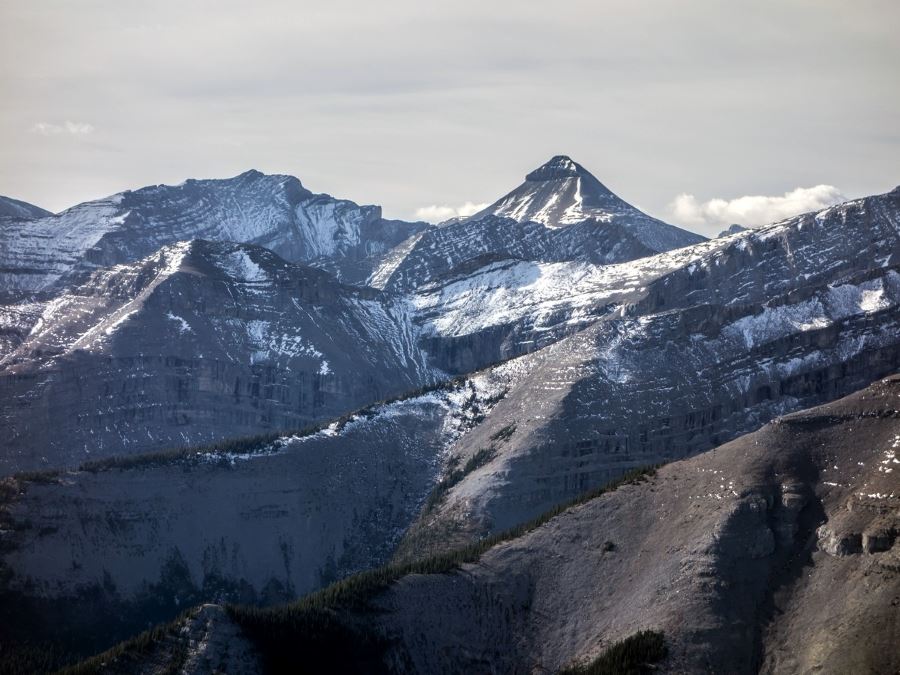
<box><xmin>669</xmin><ymin>185</ymin><xmax>845</xmax><ymax>233</ymax></box>
<box><xmin>414</xmin><ymin>201</ymin><xmax>488</xmax><ymax>223</ymax></box>
<box><xmin>64</xmin><ymin>121</ymin><xmax>95</xmax><ymax>135</ymax></box>
<box><xmin>30</xmin><ymin>122</ymin><xmax>62</xmax><ymax>135</ymax></box>
<box><xmin>30</xmin><ymin>121</ymin><xmax>95</xmax><ymax>136</ymax></box>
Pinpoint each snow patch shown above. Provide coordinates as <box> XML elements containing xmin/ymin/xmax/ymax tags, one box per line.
<box><xmin>166</xmin><ymin>312</ymin><xmax>193</xmax><ymax>334</ymax></box>
<box><xmin>243</xmin><ymin>319</ymin><xmax>323</xmax><ymax>364</ymax></box>
<box><xmin>221</xmin><ymin>249</ymin><xmax>268</xmax><ymax>284</ymax></box>
<box><xmin>109</xmin><ymin>210</ymin><xmax>131</xmax><ymax>225</ymax></box>
<box><xmin>724</xmin><ymin>274</ymin><xmax>899</xmax><ymax>350</ymax></box>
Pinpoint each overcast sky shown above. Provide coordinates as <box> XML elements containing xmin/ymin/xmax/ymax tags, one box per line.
<box><xmin>1</xmin><ymin>0</ymin><xmax>898</xmax><ymax>236</ymax></box>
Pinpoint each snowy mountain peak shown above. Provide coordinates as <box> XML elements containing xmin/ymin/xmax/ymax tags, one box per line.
<box><xmin>525</xmin><ymin>155</ymin><xmax>583</xmax><ymax>181</ymax></box>
<box><xmin>468</xmin><ymin>156</ymin><xmax>705</xmax><ymax>252</ymax></box>
<box><xmin>0</xmin><ymin>170</ymin><xmax>430</xmax><ymax>299</ymax></box>
<box><xmin>523</xmin><ymin>155</ymin><xmax>619</xmax><ymax>201</ymax></box>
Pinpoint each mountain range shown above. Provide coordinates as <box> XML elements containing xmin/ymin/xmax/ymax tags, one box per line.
<box><xmin>0</xmin><ymin>156</ymin><xmax>897</xmax><ymax>674</ymax></box>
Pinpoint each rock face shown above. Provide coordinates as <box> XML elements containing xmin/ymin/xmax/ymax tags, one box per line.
<box><xmin>0</xmin><ymin>170</ymin><xmax>428</xmax><ymax>300</ymax></box>
<box><xmin>467</xmin><ymin>155</ymin><xmax>705</xmax><ymax>251</ymax></box>
<box><xmin>0</xmin><ymin>240</ymin><xmax>438</xmax><ymax>472</ymax></box>
<box><xmin>266</xmin><ymin>376</ymin><xmax>898</xmax><ymax>675</ymax></box>
<box><xmin>4</xmin><ymin>175</ymin><xmax>890</xmax><ymax>476</ymax></box>
<box><xmin>0</xmin><ymin>180</ymin><xmax>897</xmax><ymax>482</ymax></box>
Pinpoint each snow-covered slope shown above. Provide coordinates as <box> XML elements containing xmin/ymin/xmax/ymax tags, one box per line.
<box><xmin>0</xmin><ymin>195</ymin><xmax>52</xmax><ymax>221</ymax></box>
<box><xmin>406</xmin><ymin>186</ymin><xmax>900</xmax><ymax>372</ymax></box>
<box><xmin>397</xmin><ymin>186</ymin><xmax>900</xmax><ymax>551</ymax></box>
<box><xmin>0</xmin><ymin>240</ymin><xmax>439</xmax><ymax>472</ymax></box>
<box><xmin>369</xmin><ymin>214</ymin><xmax>656</xmax><ymax>293</ymax></box>
<box><xmin>0</xmin><ymin>170</ymin><xmax>428</xmax><ymax>299</ymax></box>
<box><xmin>468</xmin><ymin>155</ymin><xmax>705</xmax><ymax>251</ymax></box>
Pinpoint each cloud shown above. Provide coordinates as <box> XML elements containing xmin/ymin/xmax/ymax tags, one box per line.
<box><xmin>30</xmin><ymin>121</ymin><xmax>95</xmax><ymax>136</ymax></box>
<box><xmin>414</xmin><ymin>201</ymin><xmax>488</xmax><ymax>222</ymax></box>
<box><xmin>669</xmin><ymin>185</ymin><xmax>845</xmax><ymax>232</ymax></box>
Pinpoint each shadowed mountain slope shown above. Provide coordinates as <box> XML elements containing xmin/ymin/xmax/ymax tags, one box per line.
<box><xmin>56</xmin><ymin>374</ymin><xmax>900</xmax><ymax>675</ymax></box>
<box><xmin>0</xmin><ymin>195</ymin><xmax>52</xmax><ymax>221</ymax></box>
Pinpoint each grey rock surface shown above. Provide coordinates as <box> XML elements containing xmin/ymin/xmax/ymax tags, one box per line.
<box><xmin>0</xmin><ymin>239</ymin><xmax>439</xmax><ymax>473</ymax></box>
<box><xmin>45</xmin><ymin>604</ymin><xmax>263</xmax><ymax>675</ymax></box>
<box><xmin>348</xmin><ymin>376</ymin><xmax>900</xmax><ymax>674</ymax></box>
<box><xmin>369</xmin><ymin>214</ymin><xmax>657</xmax><ymax>293</ymax></box>
<box><xmin>408</xmin><ymin>185</ymin><xmax>900</xmax><ymax>370</ymax></box>
<box><xmin>0</xmin><ymin>379</ymin><xmax>505</xmax><ymax>655</ymax></box>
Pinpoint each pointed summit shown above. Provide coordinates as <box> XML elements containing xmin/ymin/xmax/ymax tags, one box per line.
<box><xmin>524</xmin><ymin>155</ymin><xmax>623</xmax><ymax>205</ymax></box>
<box><xmin>468</xmin><ymin>155</ymin><xmax>705</xmax><ymax>252</ymax></box>
<box><xmin>525</xmin><ymin>155</ymin><xmax>584</xmax><ymax>181</ymax></box>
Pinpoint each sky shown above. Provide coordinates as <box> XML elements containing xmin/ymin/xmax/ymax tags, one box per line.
<box><xmin>1</xmin><ymin>0</ymin><xmax>898</xmax><ymax>237</ymax></box>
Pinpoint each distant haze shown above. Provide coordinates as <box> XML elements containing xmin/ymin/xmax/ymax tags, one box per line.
<box><xmin>1</xmin><ymin>0</ymin><xmax>898</xmax><ymax>237</ymax></box>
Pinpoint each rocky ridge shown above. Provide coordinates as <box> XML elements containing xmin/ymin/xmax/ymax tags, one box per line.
<box><xmin>57</xmin><ymin>374</ymin><xmax>900</xmax><ymax>674</ymax></box>
<box><xmin>0</xmin><ymin>195</ymin><xmax>52</xmax><ymax>221</ymax></box>
<box><xmin>352</xmin><ymin>375</ymin><xmax>900</xmax><ymax>674</ymax></box>
<box><xmin>0</xmin><ymin>375</ymin><xmax>509</xmax><ymax>660</ymax></box>
<box><xmin>0</xmin><ymin>169</ymin><xmax>428</xmax><ymax>301</ymax></box>
<box><xmin>0</xmin><ymin>239</ymin><xmax>438</xmax><ymax>472</ymax></box>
